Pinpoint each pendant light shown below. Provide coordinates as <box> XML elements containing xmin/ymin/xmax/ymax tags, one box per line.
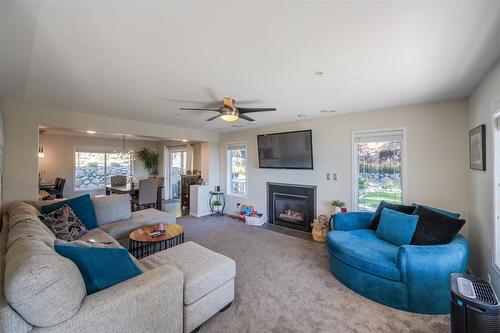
<box><xmin>38</xmin><ymin>130</ymin><xmax>45</xmax><ymax>158</ymax></box>
<box><xmin>114</xmin><ymin>135</ymin><xmax>134</xmax><ymax>158</ymax></box>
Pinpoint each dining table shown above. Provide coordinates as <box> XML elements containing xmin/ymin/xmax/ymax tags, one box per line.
<box><xmin>105</xmin><ymin>184</ymin><xmax>164</xmax><ymax>210</ymax></box>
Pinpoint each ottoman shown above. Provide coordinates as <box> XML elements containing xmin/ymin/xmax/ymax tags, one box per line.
<box><xmin>139</xmin><ymin>241</ymin><xmax>236</xmax><ymax>332</ymax></box>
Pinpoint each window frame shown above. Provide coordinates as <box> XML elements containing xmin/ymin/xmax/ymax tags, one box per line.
<box><xmin>226</xmin><ymin>142</ymin><xmax>248</xmax><ymax>198</ymax></box>
<box><xmin>73</xmin><ymin>146</ymin><xmax>133</xmax><ymax>192</ymax></box>
<box><xmin>351</xmin><ymin>128</ymin><xmax>408</xmax><ymax>211</ymax></box>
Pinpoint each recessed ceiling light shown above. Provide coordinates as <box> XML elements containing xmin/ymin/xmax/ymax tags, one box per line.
<box><xmin>181</xmin><ymin>139</ymin><xmax>188</xmax><ymax>142</ymax></box>
<box><xmin>86</xmin><ymin>130</ymin><xmax>97</xmax><ymax>134</ymax></box>
<box><xmin>320</xmin><ymin>110</ymin><xmax>336</xmax><ymax>113</ymax></box>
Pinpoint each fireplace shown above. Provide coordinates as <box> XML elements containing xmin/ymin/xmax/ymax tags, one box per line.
<box><xmin>267</xmin><ymin>183</ymin><xmax>316</xmax><ymax>232</ymax></box>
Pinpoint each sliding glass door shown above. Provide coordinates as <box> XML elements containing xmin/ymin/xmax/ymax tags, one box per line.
<box><xmin>169</xmin><ymin>150</ymin><xmax>187</xmax><ymax>200</ymax></box>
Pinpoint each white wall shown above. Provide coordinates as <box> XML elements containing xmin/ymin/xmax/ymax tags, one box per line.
<box><xmin>1</xmin><ymin>101</ymin><xmax>218</xmax><ymax>206</ymax></box>
<box><xmin>193</xmin><ymin>142</ymin><xmax>202</xmax><ymax>172</ymax></box>
<box><xmin>201</xmin><ymin>142</ymin><xmax>219</xmax><ymax>188</ymax></box>
<box><xmin>467</xmin><ymin>60</ymin><xmax>500</xmax><ymax>289</ymax></box>
<box><xmin>37</xmin><ymin>133</ymin><xmax>157</xmax><ymax>198</ymax></box>
<box><xmin>219</xmin><ymin>100</ymin><xmax>470</xmax><ymax>237</ymax></box>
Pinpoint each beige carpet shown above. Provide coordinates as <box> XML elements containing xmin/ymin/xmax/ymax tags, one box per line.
<box><xmin>177</xmin><ymin>215</ymin><xmax>450</xmax><ymax>333</ymax></box>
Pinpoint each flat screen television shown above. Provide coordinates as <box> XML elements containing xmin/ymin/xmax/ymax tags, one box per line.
<box><xmin>257</xmin><ymin>129</ymin><xmax>313</xmax><ymax>169</ymax></box>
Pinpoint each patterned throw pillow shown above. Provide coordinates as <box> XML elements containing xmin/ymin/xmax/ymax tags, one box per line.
<box><xmin>39</xmin><ymin>204</ymin><xmax>87</xmax><ymax>241</ymax></box>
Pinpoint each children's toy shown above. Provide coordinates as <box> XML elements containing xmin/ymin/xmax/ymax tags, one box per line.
<box><xmin>239</xmin><ymin>205</ymin><xmax>267</xmax><ymax>226</ymax></box>
<box><xmin>239</xmin><ymin>205</ymin><xmax>254</xmax><ymax>221</ymax></box>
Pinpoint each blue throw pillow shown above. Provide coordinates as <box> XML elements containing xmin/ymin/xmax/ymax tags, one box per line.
<box><xmin>54</xmin><ymin>240</ymin><xmax>141</xmax><ymax>294</ymax></box>
<box><xmin>41</xmin><ymin>194</ymin><xmax>98</xmax><ymax>230</ymax></box>
<box><xmin>376</xmin><ymin>208</ymin><xmax>419</xmax><ymax>246</ymax></box>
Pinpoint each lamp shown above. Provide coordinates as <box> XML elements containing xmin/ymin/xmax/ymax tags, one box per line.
<box><xmin>113</xmin><ymin>135</ymin><xmax>134</xmax><ymax>158</ymax></box>
<box><xmin>220</xmin><ymin>107</ymin><xmax>239</xmax><ymax>122</ymax></box>
<box><xmin>38</xmin><ymin>130</ymin><xmax>45</xmax><ymax>158</ymax></box>
<box><xmin>221</xmin><ymin>114</ymin><xmax>238</xmax><ymax>122</ymax></box>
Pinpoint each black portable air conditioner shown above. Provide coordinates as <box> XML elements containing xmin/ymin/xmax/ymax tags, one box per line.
<box><xmin>450</xmin><ymin>273</ymin><xmax>500</xmax><ymax>333</ymax></box>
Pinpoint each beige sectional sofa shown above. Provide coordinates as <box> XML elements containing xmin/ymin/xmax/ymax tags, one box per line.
<box><xmin>0</xmin><ymin>195</ymin><xmax>236</xmax><ymax>333</ymax></box>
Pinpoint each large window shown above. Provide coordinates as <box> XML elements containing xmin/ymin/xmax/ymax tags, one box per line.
<box><xmin>74</xmin><ymin>148</ymin><xmax>132</xmax><ymax>191</ymax></box>
<box><xmin>353</xmin><ymin>130</ymin><xmax>405</xmax><ymax>211</ymax></box>
<box><xmin>227</xmin><ymin>143</ymin><xmax>247</xmax><ymax>196</ymax></box>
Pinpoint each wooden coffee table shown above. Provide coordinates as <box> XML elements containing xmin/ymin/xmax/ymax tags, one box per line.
<box><xmin>129</xmin><ymin>223</ymin><xmax>184</xmax><ymax>259</ymax></box>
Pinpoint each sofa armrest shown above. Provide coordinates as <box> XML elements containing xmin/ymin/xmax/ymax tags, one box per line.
<box><xmin>34</xmin><ymin>265</ymin><xmax>184</xmax><ymax>333</ymax></box>
<box><xmin>397</xmin><ymin>235</ymin><xmax>469</xmax><ymax>313</ymax></box>
<box><xmin>332</xmin><ymin>212</ymin><xmax>373</xmax><ymax>231</ymax></box>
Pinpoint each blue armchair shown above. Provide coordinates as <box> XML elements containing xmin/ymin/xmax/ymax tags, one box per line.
<box><xmin>327</xmin><ymin>212</ymin><xmax>468</xmax><ymax>314</ymax></box>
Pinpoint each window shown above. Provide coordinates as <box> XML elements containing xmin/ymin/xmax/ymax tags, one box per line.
<box><xmin>227</xmin><ymin>143</ymin><xmax>247</xmax><ymax>196</ymax></box>
<box><xmin>353</xmin><ymin>129</ymin><xmax>406</xmax><ymax>211</ymax></box>
<box><xmin>74</xmin><ymin>148</ymin><xmax>132</xmax><ymax>191</ymax></box>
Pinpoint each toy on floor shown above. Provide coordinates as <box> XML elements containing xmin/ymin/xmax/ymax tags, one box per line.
<box><xmin>239</xmin><ymin>205</ymin><xmax>267</xmax><ymax>226</ymax></box>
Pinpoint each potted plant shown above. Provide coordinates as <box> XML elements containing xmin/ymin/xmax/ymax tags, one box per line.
<box><xmin>136</xmin><ymin>148</ymin><xmax>159</xmax><ymax>176</ymax></box>
<box><xmin>331</xmin><ymin>200</ymin><xmax>346</xmax><ymax>215</ymax></box>
<box><xmin>212</xmin><ymin>199</ymin><xmax>222</xmax><ymax>212</ymax></box>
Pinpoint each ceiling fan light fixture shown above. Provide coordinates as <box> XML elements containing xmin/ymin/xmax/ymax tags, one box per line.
<box><xmin>220</xmin><ymin>107</ymin><xmax>238</xmax><ymax>122</ymax></box>
<box><xmin>221</xmin><ymin>114</ymin><xmax>239</xmax><ymax>122</ymax></box>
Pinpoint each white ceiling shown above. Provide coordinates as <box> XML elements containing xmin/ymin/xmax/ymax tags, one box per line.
<box><xmin>41</xmin><ymin>126</ymin><xmax>175</xmax><ymax>142</ymax></box>
<box><xmin>2</xmin><ymin>1</ymin><xmax>500</xmax><ymax>132</ymax></box>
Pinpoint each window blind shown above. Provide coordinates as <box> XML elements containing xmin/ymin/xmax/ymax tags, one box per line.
<box><xmin>354</xmin><ymin>130</ymin><xmax>404</xmax><ymax>143</ymax></box>
<box><xmin>227</xmin><ymin>143</ymin><xmax>246</xmax><ymax>151</ymax></box>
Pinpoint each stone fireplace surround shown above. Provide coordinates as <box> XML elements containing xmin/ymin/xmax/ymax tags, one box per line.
<box><xmin>267</xmin><ymin>182</ymin><xmax>317</xmax><ymax>232</ymax></box>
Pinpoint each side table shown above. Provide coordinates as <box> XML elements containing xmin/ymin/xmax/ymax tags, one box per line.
<box><xmin>208</xmin><ymin>191</ymin><xmax>226</xmax><ymax>215</ymax></box>
<box><xmin>129</xmin><ymin>223</ymin><xmax>184</xmax><ymax>259</ymax></box>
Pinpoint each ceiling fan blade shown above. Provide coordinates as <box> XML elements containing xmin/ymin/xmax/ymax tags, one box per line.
<box><xmin>235</xmin><ymin>99</ymin><xmax>262</xmax><ymax>105</ymax></box>
<box><xmin>161</xmin><ymin>98</ymin><xmax>220</xmax><ymax>108</ymax></box>
<box><xmin>238</xmin><ymin>107</ymin><xmax>276</xmax><ymax>113</ymax></box>
<box><xmin>203</xmin><ymin>87</ymin><xmax>219</xmax><ymax>101</ymax></box>
<box><xmin>180</xmin><ymin>108</ymin><xmax>220</xmax><ymax>111</ymax></box>
<box><xmin>238</xmin><ymin>114</ymin><xmax>255</xmax><ymax>122</ymax></box>
<box><xmin>206</xmin><ymin>115</ymin><xmax>220</xmax><ymax>121</ymax></box>
<box><xmin>202</xmin><ymin>101</ymin><xmax>223</xmax><ymax>108</ymax></box>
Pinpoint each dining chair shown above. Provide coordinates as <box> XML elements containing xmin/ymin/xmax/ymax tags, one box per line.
<box><xmin>46</xmin><ymin>177</ymin><xmax>66</xmax><ymax>198</ymax></box>
<box><xmin>132</xmin><ymin>178</ymin><xmax>158</xmax><ymax>211</ymax></box>
<box><xmin>110</xmin><ymin>175</ymin><xmax>127</xmax><ymax>186</ymax></box>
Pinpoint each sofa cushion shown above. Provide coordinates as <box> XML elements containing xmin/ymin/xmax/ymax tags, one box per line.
<box><xmin>99</xmin><ymin>208</ymin><xmax>175</xmax><ymax>240</ymax></box>
<box><xmin>411</xmin><ymin>203</ymin><xmax>460</xmax><ymax>219</ymax></box>
<box><xmin>376</xmin><ymin>208</ymin><xmax>418</xmax><ymax>246</ymax></box>
<box><xmin>367</xmin><ymin>201</ymin><xmax>415</xmax><ymax>230</ymax></box>
<box><xmin>24</xmin><ymin>198</ymin><xmax>66</xmax><ymax>213</ymax></box>
<box><xmin>4</xmin><ymin>237</ymin><xmax>86</xmax><ymax>327</ymax></box>
<box><xmin>139</xmin><ymin>241</ymin><xmax>236</xmax><ymax>305</ymax></box>
<box><xmin>92</xmin><ymin>194</ymin><xmax>132</xmax><ymax>226</ymax></box>
<box><xmin>78</xmin><ymin>228</ymin><xmax>122</xmax><ymax>248</ymax></box>
<box><xmin>327</xmin><ymin>229</ymin><xmax>401</xmax><ymax>281</ymax></box>
<box><xmin>55</xmin><ymin>239</ymin><xmax>142</xmax><ymax>294</ymax></box>
<box><xmin>411</xmin><ymin>205</ymin><xmax>466</xmax><ymax>245</ymax></box>
<box><xmin>0</xmin><ymin>216</ymin><xmax>33</xmax><ymax>333</ymax></box>
<box><xmin>41</xmin><ymin>194</ymin><xmax>98</xmax><ymax>230</ymax></box>
<box><xmin>39</xmin><ymin>204</ymin><xmax>87</xmax><ymax>241</ymax></box>
<box><xmin>7</xmin><ymin>203</ymin><xmax>55</xmax><ymax>249</ymax></box>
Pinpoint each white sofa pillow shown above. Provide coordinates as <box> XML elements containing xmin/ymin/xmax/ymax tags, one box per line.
<box><xmin>92</xmin><ymin>194</ymin><xmax>132</xmax><ymax>226</ymax></box>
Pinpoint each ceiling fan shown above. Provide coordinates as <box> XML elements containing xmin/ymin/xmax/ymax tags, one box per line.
<box><xmin>180</xmin><ymin>97</ymin><xmax>276</xmax><ymax>122</ymax></box>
